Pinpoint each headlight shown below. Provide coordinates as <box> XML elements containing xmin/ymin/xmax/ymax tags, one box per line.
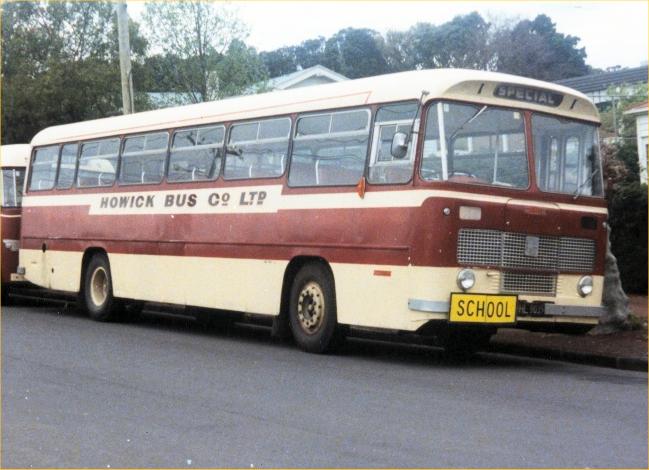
<box><xmin>457</xmin><ymin>269</ymin><xmax>475</xmax><ymax>291</ymax></box>
<box><xmin>577</xmin><ymin>276</ymin><xmax>593</xmax><ymax>297</ymax></box>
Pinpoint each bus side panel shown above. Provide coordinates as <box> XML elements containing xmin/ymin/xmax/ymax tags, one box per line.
<box><xmin>20</xmin><ymin>248</ymin><xmax>83</xmax><ymax>292</ymax></box>
<box><xmin>109</xmin><ymin>253</ymin><xmax>286</xmax><ymax>315</ymax></box>
<box><xmin>1</xmin><ymin>208</ymin><xmax>21</xmax><ymax>284</ymax></box>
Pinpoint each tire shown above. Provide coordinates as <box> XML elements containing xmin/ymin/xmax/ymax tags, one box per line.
<box><xmin>82</xmin><ymin>253</ymin><xmax>119</xmax><ymax>321</ymax></box>
<box><xmin>289</xmin><ymin>262</ymin><xmax>341</xmax><ymax>353</ymax></box>
<box><xmin>1</xmin><ymin>285</ymin><xmax>11</xmax><ymax>306</ymax></box>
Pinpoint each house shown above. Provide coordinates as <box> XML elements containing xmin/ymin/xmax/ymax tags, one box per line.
<box><xmin>263</xmin><ymin>65</ymin><xmax>348</xmax><ymax>91</ymax></box>
<box><xmin>148</xmin><ymin>65</ymin><xmax>348</xmax><ymax>110</ymax></box>
<box><xmin>554</xmin><ymin>66</ymin><xmax>648</xmax><ymax>106</ymax></box>
<box><xmin>624</xmin><ymin>102</ymin><xmax>648</xmax><ymax>184</ymax></box>
<box><xmin>146</xmin><ymin>92</ymin><xmax>201</xmax><ymax>109</ymax></box>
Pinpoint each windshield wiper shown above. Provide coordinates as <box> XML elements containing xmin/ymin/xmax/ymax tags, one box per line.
<box><xmin>449</xmin><ymin>105</ymin><xmax>488</xmax><ymax>141</ymax></box>
<box><xmin>573</xmin><ymin>167</ymin><xmax>600</xmax><ymax>199</ymax></box>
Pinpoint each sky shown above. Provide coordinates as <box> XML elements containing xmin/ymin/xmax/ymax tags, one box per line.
<box><xmin>128</xmin><ymin>1</ymin><xmax>648</xmax><ymax>70</ymax></box>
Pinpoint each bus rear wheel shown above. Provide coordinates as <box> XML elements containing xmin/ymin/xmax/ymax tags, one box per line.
<box><xmin>82</xmin><ymin>253</ymin><xmax>119</xmax><ymax>322</ymax></box>
<box><xmin>289</xmin><ymin>263</ymin><xmax>341</xmax><ymax>353</ymax></box>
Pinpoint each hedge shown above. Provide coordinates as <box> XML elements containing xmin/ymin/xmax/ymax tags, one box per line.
<box><xmin>608</xmin><ymin>182</ymin><xmax>648</xmax><ymax>294</ymax></box>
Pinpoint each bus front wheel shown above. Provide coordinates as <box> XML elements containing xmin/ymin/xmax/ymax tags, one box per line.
<box><xmin>82</xmin><ymin>253</ymin><xmax>118</xmax><ymax>322</ymax></box>
<box><xmin>289</xmin><ymin>263</ymin><xmax>341</xmax><ymax>353</ymax></box>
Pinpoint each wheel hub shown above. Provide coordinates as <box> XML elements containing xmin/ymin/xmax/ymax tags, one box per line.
<box><xmin>90</xmin><ymin>267</ymin><xmax>108</xmax><ymax>307</ymax></box>
<box><xmin>297</xmin><ymin>281</ymin><xmax>325</xmax><ymax>334</ymax></box>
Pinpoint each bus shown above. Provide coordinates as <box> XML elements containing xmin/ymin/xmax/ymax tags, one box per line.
<box><xmin>2</xmin><ymin>144</ymin><xmax>30</xmax><ymax>303</ymax></box>
<box><xmin>19</xmin><ymin>69</ymin><xmax>607</xmax><ymax>353</ymax></box>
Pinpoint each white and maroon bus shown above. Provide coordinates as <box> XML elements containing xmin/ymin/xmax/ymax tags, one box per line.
<box><xmin>19</xmin><ymin>69</ymin><xmax>607</xmax><ymax>352</ymax></box>
<box><xmin>2</xmin><ymin>144</ymin><xmax>30</xmax><ymax>303</ymax></box>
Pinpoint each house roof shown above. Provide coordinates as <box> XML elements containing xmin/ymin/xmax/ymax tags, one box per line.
<box><xmin>554</xmin><ymin>66</ymin><xmax>648</xmax><ymax>94</ymax></box>
<box><xmin>624</xmin><ymin>101</ymin><xmax>648</xmax><ymax>115</ymax></box>
<box><xmin>267</xmin><ymin>65</ymin><xmax>348</xmax><ymax>90</ymax></box>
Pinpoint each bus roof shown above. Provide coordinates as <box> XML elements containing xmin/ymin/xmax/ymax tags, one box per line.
<box><xmin>1</xmin><ymin>144</ymin><xmax>31</xmax><ymax>168</ymax></box>
<box><xmin>31</xmin><ymin>69</ymin><xmax>599</xmax><ymax>146</ymax></box>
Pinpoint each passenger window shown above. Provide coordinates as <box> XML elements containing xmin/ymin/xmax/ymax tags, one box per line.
<box><xmin>168</xmin><ymin>125</ymin><xmax>224</xmax><ymax>182</ymax></box>
<box><xmin>57</xmin><ymin>143</ymin><xmax>78</xmax><ymax>189</ymax></box>
<box><xmin>119</xmin><ymin>132</ymin><xmax>168</xmax><ymax>185</ymax></box>
<box><xmin>368</xmin><ymin>102</ymin><xmax>418</xmax><ymax>184</ymax></box>
<box><xmin>289</xmin><ymin>108</ymin><xmax>370</xmax><ymax>186</ymax></box>
<box><xmin>77</xmin><ymin>138</ymin><xmax>120</xmax><ymax>187</ymax></box>
<box><xmin>224</xmin><ymin>117</ymin><xmax>291</xmax><ymax>180</ymax></box>
<box><xmin>29</xmin><ymin>146</ymin><xmax>59</xmax><ymax>191</ymax></box>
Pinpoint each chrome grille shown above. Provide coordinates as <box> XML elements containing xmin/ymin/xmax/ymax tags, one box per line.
<box><xmin>558</xmin><ymin>237</ymin><xmax>596</xmax><ymax>272</ymax></box>
<box><xmin>457</xmin><ymin>229</ymin><xmax>596</xmax><ymax>274</ymax></box>
<box><xmin>457</xmin><ymin>229</ymin><xmax>501</xmax><ymax>266</ymax></box>
<box><xmin>502</xmin><ymin>232</ymin><xmax>559</xmax><ymax>271</ymax></box>
<box><xmin>502</xmin><ymin>272</ymin><xmax>556</xmax><ymax>296</ymax></box>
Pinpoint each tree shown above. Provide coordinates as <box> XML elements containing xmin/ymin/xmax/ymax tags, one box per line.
<box><xmin>322</xmin><ymin>28</ymin><xmax>388</xmax><ymax>78</ymax></box>
<box><xmin>215</xmin><ymin>40</ymin><xmax>269</xmax><ymax>97</ymax></box>
<box><xmin>494</xmin><ymin>14</ymin><xmax>589</xmax><ymax>81</ymax></box>
<box><xmin>1</xmin><ymin>1</ymin><xmax>146</xmax><ymax>144</ymax></box>
<box><xmin>260</xmin><ymin>47</ymin><xmax>298</xmax><ymax>78</ymax></box>
<box><xmin>142</xmin><ymin>1</ymin><xmax>265</xmax><ymax>102</ymax></box>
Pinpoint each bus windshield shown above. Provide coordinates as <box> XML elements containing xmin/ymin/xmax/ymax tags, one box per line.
<box><xmin>531</xmin><ymin>114</ymin><xmax>603</xmax><ymax>197</ymax></box>
<box><xmin>1</xmin><ymin>168</ymin><xmax>25</xmax><ymax>207</ymax></box>
<box><xmin>421</xmin><ymin>101</ymin><xmax>529</xmax><ymax>188</ymax></box>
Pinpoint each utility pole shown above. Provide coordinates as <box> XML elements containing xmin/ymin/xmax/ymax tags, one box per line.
<box><xmin>116</xmin><ymin>3</ymin><xmax>134</xmax><ymax>114</ymax></box>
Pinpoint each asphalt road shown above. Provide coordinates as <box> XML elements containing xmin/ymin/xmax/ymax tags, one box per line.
<box><xmin>2</xmin><ymin>302</ymin><xmax>647</xmax><ymax>468</ymax></box>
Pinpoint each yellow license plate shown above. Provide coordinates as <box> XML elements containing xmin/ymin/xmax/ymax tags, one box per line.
<box><xmin>449</xmin><ymin>293</ymin><xmax>517</xmax><ymax>324</ymax></box>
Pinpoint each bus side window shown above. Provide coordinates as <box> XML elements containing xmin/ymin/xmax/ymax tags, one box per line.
<box><xmin>77</xmin><ymin>138</ymin><xmax>120</xmax><ymax>188</ymax></box>
<box><xmin>224</xmin><ymin>117</ymin><xmax>291</xmax><ymax>180</ymax></box>
<box><xmin>289</xmin><ymin>108</ymin><xmax>370</xmax><ymax>187</ymax></box>
<box><xmin>368</xmin><ymin>101</ymin><xmax>418</xmax><ymax>184</ymax></box>
<box><xmin>29</xmin><ymin>145</ymin><xmax>59</xmax><ymax>191</ymax></box>
<box><xmin>119</xmin><ymin>132</ymin><xmax>168</xmax><ymax>185</ymax></box>
<box><xmin>57</xmin><ymin>143</ymin><xmax>79</xmax><ymax>189</ymax></box>
<box><xmin>2</xmin><ymin>168</ymin><xmax>25</xmax><ymax>207</ymax></box>
<box><xmin>168</xmin><ymin>125</ymin><xmax>224</xmax><ymax>182</ymax></box>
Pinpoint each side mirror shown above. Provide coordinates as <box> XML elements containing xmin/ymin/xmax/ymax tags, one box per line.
<box><xmin>390</xmin><ymin>132</ymin><xmax>409</xmax><ymax>159</ymax></box>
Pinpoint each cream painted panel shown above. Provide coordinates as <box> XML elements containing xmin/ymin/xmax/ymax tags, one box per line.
<box><xmin>19</xmin><ymin>249</ymin><xmax>605</xmax><ymax>330</ymax></box>
<box><xmin>108</xmin><ymin>253</ymin><xmax>287</xmax><ymax>315</ymax></box>
<box><xmin>20</xmin><ymin>249</ymin><xmax>82</xmax><ymax>292</ymax></box>
<box><xmin>553</xmin><ymin>274</ymin><xmax>604</xmax><ymax>306</ymax></box>
<box><xmin>331</xmin><ymin>264</ymin><xmax>453</xmax><ymax>331</ymax></box>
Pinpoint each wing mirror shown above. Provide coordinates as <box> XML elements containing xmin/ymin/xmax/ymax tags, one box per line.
<box><xmin>390</xmin><ymin>132</ymin><xmax>409</xmax><ymax>159</ymax></box>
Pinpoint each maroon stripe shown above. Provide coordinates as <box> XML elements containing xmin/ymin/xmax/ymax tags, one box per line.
<box><xmin>21</xmin><ymin>194</ymin><xmax>606</xmax><ymax>274</ymax></box>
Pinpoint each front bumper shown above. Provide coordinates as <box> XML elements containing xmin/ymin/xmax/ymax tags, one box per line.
<box><xmin>408</xmin><ymin>297</ymin><xmax>604</xmax><ymax>322</ymax></box>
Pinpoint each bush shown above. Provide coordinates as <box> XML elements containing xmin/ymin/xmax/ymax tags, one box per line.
<box><xmin>608</xmin><ymin>182</ymin><xmax>648</xmax><ymax>294</ymax></box>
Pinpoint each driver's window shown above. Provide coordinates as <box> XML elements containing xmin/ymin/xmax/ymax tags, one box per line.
<box><xmin>422</xmin><ymin>101</ymin><xmax>529</xmax><ymax>188</ymax></box>
<box><xmin>368</xmin><ymin>101</ymin><xmax>418</xmax><ymax>184</ymax></box>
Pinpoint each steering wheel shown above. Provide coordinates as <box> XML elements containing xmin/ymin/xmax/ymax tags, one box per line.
<box><xmin>447</xmin><ymin>171</ymin><xmax>487</xmax><ymax>184</ymax></box>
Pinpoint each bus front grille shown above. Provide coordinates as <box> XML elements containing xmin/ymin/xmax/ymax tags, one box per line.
<box><xmin>457</xmin><ymin>229</ymin><xmax>596</xmax><ymax>274</ymax></box>
<box><xmin>502</xmin><ymin>272</ymin><xmax>556</xmax><ymax>296</ymax></box>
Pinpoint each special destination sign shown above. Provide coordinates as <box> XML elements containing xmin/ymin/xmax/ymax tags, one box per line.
<box><xmin>494</xmin><ymin>83</ymin><xmax>564</xmax><ymax>108</ymax></box>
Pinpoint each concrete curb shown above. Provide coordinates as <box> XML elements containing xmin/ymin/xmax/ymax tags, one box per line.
<box><xmin>489</xmin><ymin>342</ymin><xmax>648</xmax><ymax>372</ymax></box>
